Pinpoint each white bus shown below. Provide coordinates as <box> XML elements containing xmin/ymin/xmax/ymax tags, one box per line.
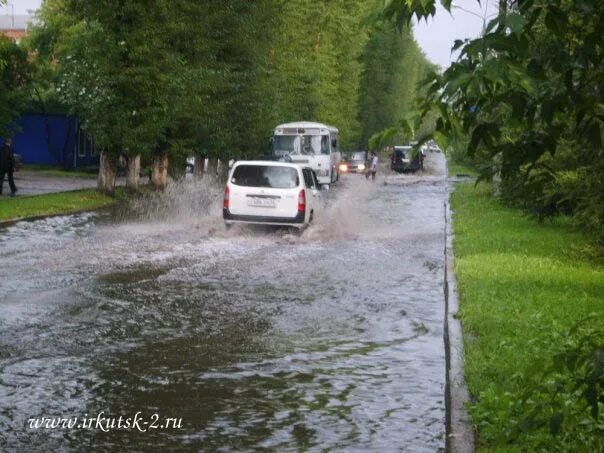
<box><xmin>272</xmin><ymin>121</ymin><xmax>341</xmax><ymax>185</ymax></box>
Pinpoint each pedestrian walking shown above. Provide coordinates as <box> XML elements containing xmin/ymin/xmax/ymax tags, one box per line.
<box><xmin>0</xmin><ymin>137</ymin><xmax>17</xmax><ymax>196</ymax></box>
<box><xmin>367</xmin><ymin>151</ymin><xmax>378</xmax><ymax>181</ymax></box>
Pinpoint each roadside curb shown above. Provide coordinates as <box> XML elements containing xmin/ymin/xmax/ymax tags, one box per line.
<box><xmin>444</xmin><ymin>180</ymin><xmax>475</xmax><ymax>452</ymax></box>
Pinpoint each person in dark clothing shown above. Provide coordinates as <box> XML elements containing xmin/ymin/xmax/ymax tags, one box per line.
<box><xmin>0</xmin><ymin>137</ymin><xmax>17</xmax><ymax>196</ymax></box>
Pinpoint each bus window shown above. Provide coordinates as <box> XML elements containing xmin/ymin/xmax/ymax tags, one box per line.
<box><xmin>302</xmin><ymin>135</ymin><xmax>330</xmax><ymax>155</ymax></box>
<box><xmin>321</xmin><ymin>136</ymin><xmax>329</xmax><ymax>155</ymax></box>
<box><xmin>273</xmin><ymin>135</ymin><xmax>299</xmax><ymax>156</ymax></box>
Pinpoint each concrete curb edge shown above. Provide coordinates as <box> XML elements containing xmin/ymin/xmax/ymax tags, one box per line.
<box><xmin>444</xmin><ymin>180</ymin><xmax>475</xmax><ymax>452</ymax></box>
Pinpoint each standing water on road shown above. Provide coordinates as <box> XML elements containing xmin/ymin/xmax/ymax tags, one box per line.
<box><xmin>0</xmin><ymin>154</ymin><xmax>448</xmax><ymax>451</ymax></box>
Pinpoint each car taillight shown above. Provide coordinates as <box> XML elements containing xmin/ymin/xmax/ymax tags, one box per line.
<box><xmin>223</xmin><ymin>186</ymin><xmax>230</xmax><ymax>209</ymax></box>
<box><xmin>297</xmin><ymin>189</ymin><xmax>306</xmax><ymax>213</ymax></box>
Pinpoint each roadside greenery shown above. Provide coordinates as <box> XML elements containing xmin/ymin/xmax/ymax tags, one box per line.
<box><xmin>17</xmin><ymin>0</ymin><xmax>431</xmax><ymax>192</ymax></box>
<box><xmin>447</xmin><ymin>109</ymin><xmax>602</xmax><ymax>450</ymax></box>
<box><xmin>452</xmin><ymin>182</ymin><xmax>604</xmax><ymax>450</ymax></box>
<box><xmin>380</xmin><ymin>0</ymin><xmax>603</xmax><ymax>246</ymax></box>
<box><xmin>0</xmin><ymin>189</ymin><xmax>115</xmax><ymax>221</ymax></box>
<box><xmin>0</xmin><ymin>35</ymin><xmax>31</xmax><ymax>138</ymax></box>
<box><xmin>358</xmin><ymin>23</ymin><xmax>433</xmax><ymax>148</ymax></box>
<box><xmin>447</xmin><ymin>162</ymin><xmax>477</xmax><ymax>178</ymax></box>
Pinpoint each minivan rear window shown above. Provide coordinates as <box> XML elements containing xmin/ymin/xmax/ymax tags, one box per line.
<box><xmin>231</xmin><ymin>165</ymin><xmax>299</xmax><ymax>189</ymax></box>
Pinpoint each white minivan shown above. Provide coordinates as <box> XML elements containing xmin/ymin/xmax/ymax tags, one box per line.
<box><xmin>223</xmin><ymin>161</ymin><xmax>321</xmax><ymax>229</ymax></box>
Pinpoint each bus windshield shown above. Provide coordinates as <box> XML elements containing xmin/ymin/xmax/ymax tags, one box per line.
<box><xmin>273</xmin><ymin>135</ymin><xmax>299</xmax><ymax>156</ymax></box>
<box><xmin>274</xmin><ymin>134</ymin><xmax>330</xmax><ymax>156</ymax></box>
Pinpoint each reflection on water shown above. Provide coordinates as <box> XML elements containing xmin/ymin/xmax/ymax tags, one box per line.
<box><xmin>0</xmin><ymin>155</ymin><xmax>447</xmax><ymax>451</ymax></box>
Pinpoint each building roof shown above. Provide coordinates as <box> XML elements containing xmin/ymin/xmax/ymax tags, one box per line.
<box><xmin>0</xmin><ymin>14</ymin><xmax>35</xmax><ymax>31</ymax></box>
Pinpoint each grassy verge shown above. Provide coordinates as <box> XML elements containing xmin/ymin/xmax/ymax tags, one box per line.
<box><xmin>0</xmin><ymin>189</ymin><xmax>116</xmax><ymax>222</ymax></box>
<box><xmin>451</xmin><ymin>183</ymin><xmax>604</xmax><ymax>451</ymax></box>
<box><xmin>447</xmin><ymin>160</ymin><xmax>478</xmax><ymax>177</ymax></box>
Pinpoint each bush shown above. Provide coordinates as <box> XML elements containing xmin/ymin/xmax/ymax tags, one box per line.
<box><xmin>471</xmin><ymin>319</ymin><xmax>604</xmax><ymax>450</ymax></box>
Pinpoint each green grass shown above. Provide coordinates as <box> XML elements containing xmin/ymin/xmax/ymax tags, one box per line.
<box><xmin>0</xmin><ymin>189</ymin><xmax>116</xmax><ymax>222</ymax></box>
<box><xmin>451</xmin><ymin>183</ymin><xmax>604</xmax><ymax>451</ymax></box>
<box><xmin>447</xmin><ymin>160</ymin><xmax>479</xmax><ymax>177</ymax></box>
<box><xmin>20</xmin><ymin>165</ymin><xmax>97</xmax><ymax>178</ymax></box>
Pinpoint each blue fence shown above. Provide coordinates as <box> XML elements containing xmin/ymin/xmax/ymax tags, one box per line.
<box><xmin>7</xmin><ymin>114</ymin><xmax>99</xmax><ymax>169</ymax></box>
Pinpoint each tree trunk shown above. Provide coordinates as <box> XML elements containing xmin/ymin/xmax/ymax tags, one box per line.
<box><xmin>151</xmin><ymin>152</ymin><xmax>169</xmax><ymax>190</ymax></box>
<box><xmin>126</xmin><ymin>154</ymin><xmax>141</xmax><ymax>190</ymax></box>
<box><xmin>194</xmin><ymin>155</ymin><xmax>205</xmax><ymax>179</ymax></box>
<box><xmin>218</xmin><ymin>159</ymin><xmax>230</xmax><ymax>183</ymax></box>
<box><xmin>98</xmin><ymin>151</ymin><xmax>117</xmax><ymax>195</ymax></box>
<box><xmin>206</xmin><ymin>158</ymin><xmax>218</xmax><ymax>179</ymax></box>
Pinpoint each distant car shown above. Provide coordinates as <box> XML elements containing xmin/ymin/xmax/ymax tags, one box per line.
<box><xmin>425</xmin><ymin>140</ymin><xmax>441</xmax><ymax>153</ymax></box>
<box><xmin>223</xmin><ymin>160</ymin><xmax>321</xmax><ymax>230</ymax></box>
<box><xmin>391</xmin><ymin>145</ymin><xmax>424</xmax><ymax>173</ymax></box>
<box><xmin>339</xmin><ymin>151</ymin><xmax>367</xmax><ymax>174</ymax></box>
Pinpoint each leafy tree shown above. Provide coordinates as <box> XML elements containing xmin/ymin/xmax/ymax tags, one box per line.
<box><xmin>27</xmin><ymin>0</ymin><xmax>434</xmax><ymax>187</ymax></box>
<box><xmin>36</xmin><ymin>0</ymin><xmax>184</xmax><ymax>191</ymax></box>
<box><xmin>269</xmin><ymin>0</ymin><xmax>378</xmax><ymax>149</ymax></box>
<box><xmin>381</xmin><ymin>0</ymin><xmax>603</xmax><ymax>243</ymax></box>
<box><xmin>358</xmin><ymin>22</ymin><xmax>433</xmax><ymax>148</ymax></box>
<box><xmin>0</xmin><ymin>36</ymin><xmax>31</xmax><ymax>138</ymax></box>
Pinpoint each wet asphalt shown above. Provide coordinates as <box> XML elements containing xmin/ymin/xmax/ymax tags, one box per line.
<box><xmin>0</xmin><ymin>153</ymin><xmax>448</xmax><ymax>451</ymax></box>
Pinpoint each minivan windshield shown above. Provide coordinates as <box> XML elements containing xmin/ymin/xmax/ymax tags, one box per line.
<box><xmin>231</xmin><ymin>165</ymin><xmax>299</xmax><ymax>189</ymax></box>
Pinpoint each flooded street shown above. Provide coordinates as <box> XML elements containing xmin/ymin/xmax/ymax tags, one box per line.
<box><xmin>0</xmin><ymin>154</ymin><xmax>448</xmax><ymax>451</ymax></box>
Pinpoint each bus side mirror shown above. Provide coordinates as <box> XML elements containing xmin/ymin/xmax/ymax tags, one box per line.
<box><xmin>331</xmin><ymin>139</ymin><xmax>337</xmax><ymax>148</ymax></box>
<box><xmin>268</xmin><ymin>137</ymin><xmax>274</xmax><ymax>150</ymax></box>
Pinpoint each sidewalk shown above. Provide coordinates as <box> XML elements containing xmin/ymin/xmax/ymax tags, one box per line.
<box><xmin>2</xmin><ymin>171</ymin><xmax>146</xmax><ymax>197</ymax></box>
<box><xmin>6</xmin><ymin>171</ymin><xmax>97</xmax><ymax>196</ymax></box>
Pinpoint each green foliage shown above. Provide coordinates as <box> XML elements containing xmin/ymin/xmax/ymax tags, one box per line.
<box><xmin>382</xmin><ymin>0</ymin><xmax>604</xmax><ymax>244</ymax></box>
<box><xmin>0</xmin><ymin>189</ymin><xmax>115</xmax><ymax>221</ymax></box>
<box><xmin>21</xmin><ymin>0</ymin><xmax>70</xmax><ymax>114</ymax></box>
<box><xmin>452</xmin><ymin>182</ymin><xmax>604</xmax><ymax>450</ymax></box>
<box><xmin>357</xmin><ymin>23</ymin><xmax>433</xmax><ymax>148</ymax></box>
<box><xmin>368</xmin><ymin>127</ymin><xmax>399</xmax><ymax>151</ymax></box>
<box><xmin>68</xmin><ymin>1</ymin><xmax>182</xmax><ymax>157</ymax></box>
<box><xmin>0</xmin><ymin>36</ymin><xmax>31</xmax><ymax>137</ymax></box>
<box><xmin>269</xmin><ymin>0</ymin><xmax>379</xmax><ymax>150</ymax></box>
<box><xmin>165</xmin><ymin>0</ymin><xmax>278</xmax><ymax>159</ymax></box>
<box><xmin>25</xmin><ymin>0</ymin><xmax>429</xmax><ymax>176</ymax></box>
<box><xmin>469</xmin><ymin>320</ymin><xmax>604</xmax><ymax>450</ymax></box>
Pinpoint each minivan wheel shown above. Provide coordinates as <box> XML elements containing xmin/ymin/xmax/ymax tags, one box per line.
<box><xmin>287</xmin><ymin>226</ymin><xmax>304</xmax><ymax>236</ymax></box>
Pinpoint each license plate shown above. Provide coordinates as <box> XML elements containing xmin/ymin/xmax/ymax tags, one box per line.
<box><xmin>247</xmin><ymin>197</ymin><xmax>276</xmax><ymax>208</ymax></box>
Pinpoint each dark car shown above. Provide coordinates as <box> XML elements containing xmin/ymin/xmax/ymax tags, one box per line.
<box><xmin>390</xmin><ymin>145</ymin><xmax>424</xmax><ymax>173</ymax></box>
<box><xmin>339</xmin><ymin>151</ymin><xmax>367</xmax><ymax>174</ymax></box>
